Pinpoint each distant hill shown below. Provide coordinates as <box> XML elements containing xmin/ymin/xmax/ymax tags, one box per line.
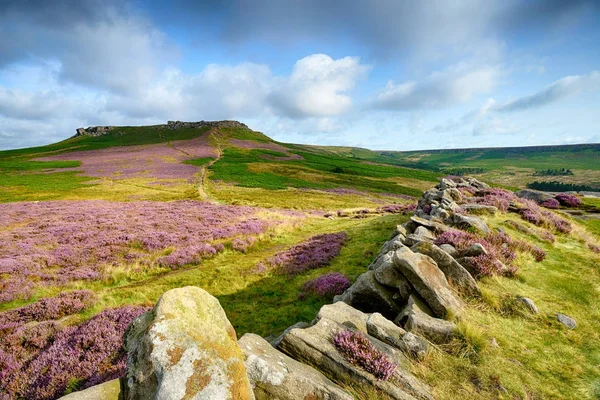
<box><xmin>0</xmin><ymin>121</ymin><xmax>598</xmax><ymax>206</ymax></box>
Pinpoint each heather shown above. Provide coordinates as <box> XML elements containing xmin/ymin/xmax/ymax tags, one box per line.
<box><xmin>333</xmin><ymin>329</ymin><xmax>397</xmax><ymax>381</ymax></box>
<box><xmin>37</xmin><ymin>135</ymin><xmax>217</xmax><ymax>182</ymax></box>
<box><xmin>555</xmin><ymin>193</ymin><xmax>581</xmax><ymax>207</ymax></box>
<box><xmin>459</xmin><ymin>188</ymin><xmax>573</xmax><ymax>234</ymax></box>
<box><xmin>434</xmin><ymin>229</ymin><xmax>546</xmax><ymax>277</ymax></box>
<box><xmin>263</xmin><ymin>232</ymin><xmax>348</xmax><ymax>275</ymax></box>
<box><xmin>0</xmin><ymin>305</ymin><xmax>149</xmax><ymax>400</ymax></box>
<box><xmin>0</xmin><ymin>200</ymin><xmax>302</xmax><ymax>303</ymax></box>
<box><xmin>0</xmin><ymin>290</ymin><xmax>95</xmax><ymax>330</ymax></box>
<box><xmin>300</xmin><ymin>272</ymin><xmax>351</xmax><ymax>298</ymax></box>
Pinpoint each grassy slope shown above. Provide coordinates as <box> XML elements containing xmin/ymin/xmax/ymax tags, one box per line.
<box><xmin>2</xmin><ymin>124</ymin><xmax>600</xmax><ymax>398</ymax></box>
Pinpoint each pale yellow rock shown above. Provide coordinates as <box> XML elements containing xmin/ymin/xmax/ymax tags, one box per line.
<box><xmin>59</xmin><ymin>379</ymin><xmax>120</xmax><ymax>400</ymax></box>
<box><xmin>120</xmin><ymin>286</ymin><xmax>254</xmax><ymax>400</ymax></box>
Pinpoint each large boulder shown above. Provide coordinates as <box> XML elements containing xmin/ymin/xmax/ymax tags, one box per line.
<box><xmin>120</xmin><ymin>286</ymin><xmax>254</xmax><ymax>400</ymax></box>
<box><xmin>410</xmin><ymin>216</ymin><xmax>449</xmax><ymax>234</ymax></box>
<box><xmin>392</xmin><ymin>248</ymin><xmax>463</xmax><ymax>318</ymax></box>
<box><xmin>372</xmin><ymin>251</ymin><xmax>413</xmax><ymax>301</ymax></box>
<box><xmin>366</xmin><ymin>313</ymin><xmax>429</xmax><ymax>361</ymax></box>
<box><xmin>277</xmin><ymin>317</ymin><xmax>432</xmax><ymax>400</ymax></box>
<box><xmin>334</xmin><ymin>270</ymin><xmax>403</xmax><ymax>319</ymax></box>
<box><xmin>312</xmin><ymin>301</ymin><xmax>369</xmax><ymax>333</ymax></box>
<box><xmin>516</xmin><ymin>189</ymin><xmax>554</xmax><ymax>204</ymax></box>
<box><xmin>410</xmin><ymin>242</ymin><xmax>480</xmax><ymax>297</ymax></box>
<box><xmin>239</xmin><ymin>333</ymin><xmax>352</xmax><ymax>400</ymax></box>
<box><xmin>59</xmin><ymin>379</ymin><xmax>120</xmax><ymax>400</ymax></box>
<box><xmin>396</xmin><ymin>299</ymin><xmax>457</xmax><ymax>345</ymax></box>
<box><xmin>452</xmin><ymin>214</ymin><xmax>490</xmax><ymax>234</ymax></box>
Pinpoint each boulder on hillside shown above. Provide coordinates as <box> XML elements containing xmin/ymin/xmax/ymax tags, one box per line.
<box><xmin>465</xmin><ymin>243</ymin><xmax>488</xmax><ymax>257</ymax></box>
<box><xmin>366</xmin><ymin>313</ymin><xmax>429</xmax><ymax>361</ymax></box>
<box><xmin>240</xmin><ymin>333</ymin><xmax>352</xmax><ymax>400</ymax></box>
<box><xmin>312</xmin><ymin>301</ymin><xmax>369</xmax><ymax>333</ymax></box>
<box><xmin>372</xmin><ymin>251</ymin><xmax>413</xmax><ymax>301</ymax></box>
<box><xmin>120</xmin><ymin>286</ymin><xmax>254</xmax><ymax>400</ymax></box>
<box><xmin>392</xmin><ymin>247</ymin><xmax>464</xmax><ymax>318</ymax></box>
<box><xmin>277</xmin><ymin>316</ymin><xmax>432</xmax><ymax>400</ymax></box>
<box><xmin>410</xmin><ymin>242</ymin><xmax>480</xmax><ymax>297</ymax></box>
<box><xmin>59</xmin><ymin>379</ymin><xmax>120</xmax><ymax>400</ymax></box>
<box><xmin>410</xmin><ymin>216</ymin><xmax>449</xmax><ymax>233</ymax></box>
<box><xmin>452</xmin><ymin>214</ymin><xmax>490</xmax><ymax>234</ymax></box>
<box><xmin>334</xmin><ymin>270</ymin><xmax>403</xmax><ymax>319</ymax></box>
<box><xmin>516</xmin><ymin>297</ymin><xmax>539</xmax><ymax>315</ymax></box>
<box><xmin>414</xmin><ymin>226</ymin><xmax>436</xmax><ymax>241</ymax></box>
<box><xmin>396</xmin><ymin>298</ymin><xmax>457</xmax><ymax>345</ymax></box>
<box><xmin>438</xmin><ymin>244</ymin><xmax>457</xmax><ymax>258</ymax></box>
<box><xmin>516</xmin><ymin>189</ymin><xmax>554</xmax><ymax>204</ymax></box>
<box><xmin>557</xmin><ymin>313</ymin><xmax>576</xmax><ymax>329</ymax></box>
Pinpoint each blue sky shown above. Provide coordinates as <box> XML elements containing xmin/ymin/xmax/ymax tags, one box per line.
<box><xmin>0</xmin><ymin>0</ymin><xmax>599</xmax><ymax>150</ymax></box>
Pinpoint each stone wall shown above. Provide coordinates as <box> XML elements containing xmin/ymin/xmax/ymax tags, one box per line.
<box><xmin>72</xmin><ymin>120</ymin><xmax>249</xmax><ymax>138</ymax></box>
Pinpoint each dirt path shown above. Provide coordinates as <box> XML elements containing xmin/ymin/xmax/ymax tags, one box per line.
<box><xmin>197</xmin><ymin>128</ymin><xmax>223</xmax><ymax>201</ymax></box>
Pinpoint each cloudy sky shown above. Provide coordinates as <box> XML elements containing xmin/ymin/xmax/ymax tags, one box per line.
<box><xmin>1</xmin><ymin>0</ymin><xmax>599</xmax><ymax>150</ymax></box>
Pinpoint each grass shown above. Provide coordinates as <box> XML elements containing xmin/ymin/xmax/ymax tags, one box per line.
<box><xmin>414</xmin><ymin>212</ymin><xmax>600</xmax><ymax>399</ymax></box>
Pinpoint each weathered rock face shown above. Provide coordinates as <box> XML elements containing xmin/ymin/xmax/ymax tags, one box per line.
<box><xmin>312</xmin><ymin>301</ymin><xmax>369</xmax><ymax>333</ymax></box>
<box><xmin>239</xmin><ymin>333</ymin><xmax>352</xmax><ymax>400</ymax></box>
<box><xmin>392</xmin><ymin>247</ymin><xmax>463</xmax><ymax>318</ymax></box>
<box><xmin>334</xmin><ymin>270</ymin><xmax>403</xmax><ymax>319</ymax></box>
<box><xmin>452</xmin><ymin>214</ymin><xmax>490</xmax><ymax>234</ymax></box>
<box><xmin>410</xmin><ymin>242</ymin><xmax>480</xmax><ymax>297</ymax></box>
<box><xmin>59</xmin><ymin>379</ymin><xmax>120</xmax><ymax>400</ymax></box>
<box><xmin>75</xmin><ymin>126</ymin><xmax>114</xmax><ymax>137</ymax></box>
<box><xmin>120</xmin><ymin>286</ymin><xmax>254</xmax><ymax>400</ymax></box>
<box><xmin>366</xmin><ymin>313</ymin><xmax>429</xmax><ymax>361</ymax></box>
<box><xmin>167</xmin><ymin>120</ymin><xmax>249</xmax><ymax>130</ymax></box>
<box><xmin>396</xmin><ymin>299</ymin><xmax>457</xmax><ymax>345</ymax></box>
<box><xmin>277</xmin><ymin>316</ymin><xmax>432</xmax><ymax>400</ymax></box>
<box><xmin>372</xmin><ymin>252</ymin><xmax>413</xmax><ymax>301</ymax></box>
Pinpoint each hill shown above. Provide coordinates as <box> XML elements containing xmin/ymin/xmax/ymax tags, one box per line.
<box><xmin>0</xmin><ymin>121</ymin><xmax>599</xmax><ymax>399</ymax></box>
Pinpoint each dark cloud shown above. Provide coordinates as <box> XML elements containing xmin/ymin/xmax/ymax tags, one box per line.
<box><xmin>145</xmin><ymin>0</ymin><xmax>599</xmax><ymax>59</ymax></box>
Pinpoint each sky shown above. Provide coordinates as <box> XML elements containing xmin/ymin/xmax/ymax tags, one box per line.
<box><xmin>0</xmin><ymin>0</ymin><xmax>599</xmax><ymax>151</ymax></box>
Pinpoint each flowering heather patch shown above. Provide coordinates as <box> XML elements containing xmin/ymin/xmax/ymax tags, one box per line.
<box><xmin>0</xmin><ymin>201</ymin><xmax>301</xmax><ymax>303</ymax></box>
<box><xmin>515</xmin><ymin>198</ymin><xmax>572</xmax><ymax>233</ymax></box>
<box><xmin>540</xmin><ymin>199</ymin><xmax>560</xmax><ymax>209</ymax></box>
<box><xmin>265</xmin><ymin>232</ymin><xmax>348</xmax><ymax>276</ymax></box>
<box><xmin>469</xmin><ymin>188</ymin><xmax>516</xmax><ymax>212</ymax></box>
<box><xmin>37</xmin><ymin>136</ymin><xmax>217</xmax><ymax>181</ymax></box>
<box><xmin>555</xmin><ymin>193</ymin><xmax>581</xmax><ymax>208</ymax></box>
<box><xmin>301</xmin><ymin>272</ymin><xmax>351</xmax><ymax>298</ymax></box>
<box><xmin>0</xmin><ymin>290</ymin><xmax>95</xmax><ymax>330</ymax></box>
<box><xmin>333</xmin><ymin>329</ymin><xmax>397</xmax><ymax>381</ymax></box>
<box><xmin>458</xmin><ymin>186</ymin><xmax>478</xmax><ymax>196</ymax></box>
<box><xmin>422</xmin><ymin>204</ymin><xmax>432</xmax><ymax>215</ymax></box>
<box><xmin>434</xmin><ymin>228</ymin><xmax>545</xmax><ymax>277</ymax></box>
<box><xmin>589</xmin><ymin>243</ymin><xmax>600</xmax><ymax>253</ymax></box>
<box><xmin>0</xmin><ymin>306</ymin><xmax>149</xmax><ymax>400</ymax></box>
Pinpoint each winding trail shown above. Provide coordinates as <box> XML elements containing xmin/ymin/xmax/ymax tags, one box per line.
<box><xmin>197</xmin><ymin>128</ymin><xmax>224</xmax><ymax>201</ymax></box>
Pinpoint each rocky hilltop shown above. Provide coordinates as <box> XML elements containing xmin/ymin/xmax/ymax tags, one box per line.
<box><xmin>63</xmin><ymin>177</ymin><xmax>581</xmax><ymax>400</ymax></box>
<box><xmin>73</xmin><ymin>120</ymin><xmax>248</xmax><ymax>138</ymax></box>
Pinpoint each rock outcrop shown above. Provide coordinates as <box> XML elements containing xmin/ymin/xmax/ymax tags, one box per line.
<box><xmin>75</xmin><ymin>126</ymin><xmax>114</xmax><ymax>137</ymax></box>
<box><xmin>120</xmin><ymin>286</ymin><xmax>254</xmax><ymax>400</ymax></box>
<box><xmin>167</xmin><ymin>120</ymin><xmax>249</xmax><ymax>130</ymax></box>
<box><xmin>240</xmin><ymin>333</ymin><xmax>352</xmax><ymax>400</ymax></box>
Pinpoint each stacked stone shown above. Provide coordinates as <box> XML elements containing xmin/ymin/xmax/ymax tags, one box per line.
<box><xmin>166</xmin><ymin>120</ymin><xmax>249</xmax><ymax>130</ymax></box>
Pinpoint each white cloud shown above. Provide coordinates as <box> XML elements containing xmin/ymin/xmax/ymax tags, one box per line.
<box><xmin>269</xmin><ymin>54</ymin><xmax>369</xmax><ymax>118</ymax></box>
<box><xmin>370</xmin><ymin>64</ymin><xmax>500</xmax><ymax>111</ymax></box>
<box><xmin>495</xmin><ymin>71</ymin><xmax>600</xmax><ymax>112</ymax></box>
